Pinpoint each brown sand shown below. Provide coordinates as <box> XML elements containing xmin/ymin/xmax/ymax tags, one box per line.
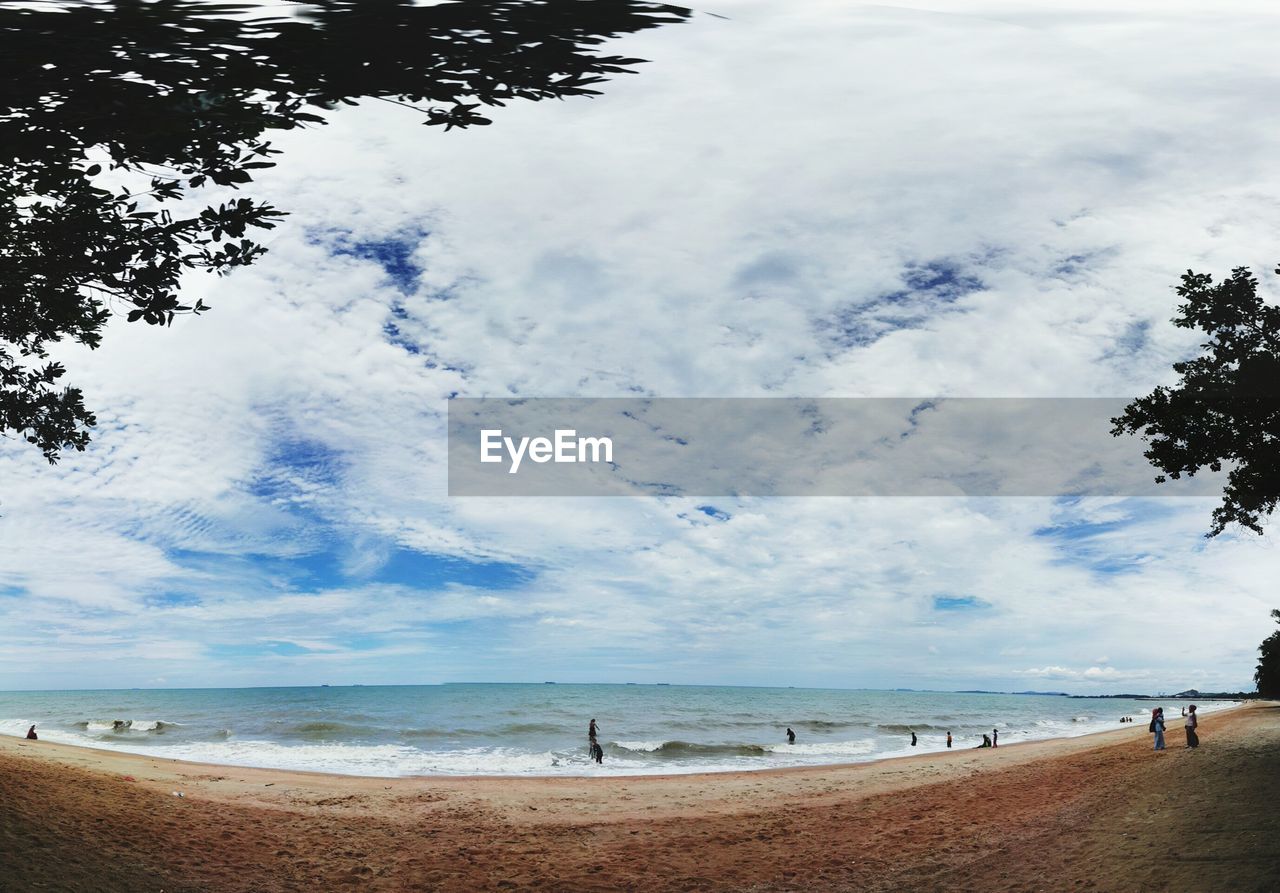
<box><xmin>1</xmin><ymin>703</ymin><xmax>1277</xmax><ymax>892</ymax></box>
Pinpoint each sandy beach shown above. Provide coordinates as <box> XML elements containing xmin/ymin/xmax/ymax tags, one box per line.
<box><xmin>1</xmin><ymin>702</ymin><xmax>1277</xmax><ymax>892</ymax></box>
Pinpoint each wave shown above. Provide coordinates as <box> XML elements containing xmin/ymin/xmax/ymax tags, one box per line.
<box><xmin>400</xmin><ymin>723</ymin><xmax>568</xmax><ymax>739</ymax></box>
<box><xmin>773</xmin><ymin>739</ymin><xmax>877</xmax><ymax>757</ymax></box>
<box><xmin>74</xmin><ymin>719</ymin><xmax>176</xmax><ymax>734</ymax></box>
<box><xmin>657</xmin><ymin>718</ymin><xmax>857</xmax><ymax>732</ymax></box>
<box><xmin>795</xmin><ymin>719</ymin><xmax>858</xmax><ymax>731</ymax></box>
<box><xmin>605</xmin><ymin>737</ymin><xmax>881</xmax><ymax>760</ymax></box>
<box><xmin>875</xmin><ymin>723</ymin><xmax>952</xmax><ymax>735</ymax></box>
<box><xmin>287</xmin><ymin>721</ymin><xmax>377</xmax><ymax>739</ymax></box>
<box><xmin>399</xmin><ymin>727</ymin><xmax>474</xmax><ymax>740</ymax></box>
<box><xmin>611</xmin><ymin>740</ymin><xmax>770</xmax><ymax>758</ymax></box>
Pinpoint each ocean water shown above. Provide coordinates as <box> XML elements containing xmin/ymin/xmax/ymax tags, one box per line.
<box><xmin>0</xmin><ymin>684</ymin><xmax>1233</xmax><ymax>777</ymax></box>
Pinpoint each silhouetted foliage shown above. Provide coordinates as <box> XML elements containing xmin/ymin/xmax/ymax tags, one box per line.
<box><xmin>1112</xmin><ymin>266</ymin><xmax>1280</xmax><ymax>536</ymax></box>
<box><xmin>1257</xmin><ymin>609</ymin><xmax>1280</xmax><ymax>698</ymax></box>
<box><xmin>1</xmin><ymin>0</ymin><xmax>689</xmax><ymax>462</ymax></box>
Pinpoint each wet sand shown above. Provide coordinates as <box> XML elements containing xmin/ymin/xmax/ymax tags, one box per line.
<box><xmin>1</xmin><ymin>703</ymin><xmax>1277</xmax><ymax>892</ymax></box>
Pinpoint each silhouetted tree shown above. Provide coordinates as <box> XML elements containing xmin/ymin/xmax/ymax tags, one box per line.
<box><xmin>1112</xmin><ymin>266</ymin><xmax>1280</xmax><ymax>536</ymax></box>
<box><xmin>1257</xmin><ymin>609</ymin><xmax>1280</xmax><ymax>698</ymax></box>
<box><xmin>1</xmin><ymin>0</ymin><xmax>689</xmax><ymax>462</ymax></box>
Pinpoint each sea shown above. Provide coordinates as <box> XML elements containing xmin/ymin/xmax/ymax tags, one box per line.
<box><xmin>0</xmin><ymin>684</ymin><xmax>1235</xmax><ymax>778</ymax></box>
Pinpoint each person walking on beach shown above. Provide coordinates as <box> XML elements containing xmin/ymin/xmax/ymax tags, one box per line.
<box><xmin>992</xmin><ymin>728</ymin><xmax>998</xmax><ymax>747</ymax></box>
<box><xmin>25</xmin><ymin>724</ymin><xmax>37</xmax><ymax>740</ymax></box>
<box><xmin>1150</xmin><ymin>707</ymin><xmax>1166</xmax><ymax>751</ymax></box>
<box><xmin>786</xmin><ymin>727</ymin><xmax>796</xmax><ymax>744</ymax></box>
<box><xmin>946</xmin><ymin>731</ymin><xmax>952</xmax><ymax>748</ymax></box>
<box><xmin>1184</xmin><ymin>705</ymin><xmax>1199</xmax><ymax>749</ymax></box>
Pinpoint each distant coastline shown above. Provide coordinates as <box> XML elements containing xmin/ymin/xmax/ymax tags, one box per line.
<box><xmin>950</xmin><ymin>688</ymin><xmax>1260</xmax><ymax>700</ymax></box>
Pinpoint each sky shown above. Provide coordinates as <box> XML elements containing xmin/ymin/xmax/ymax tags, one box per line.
<box><xmin>2</xmin><ymin>0</ymin><xmax>1280</xmax><ymax>692</ymax></box>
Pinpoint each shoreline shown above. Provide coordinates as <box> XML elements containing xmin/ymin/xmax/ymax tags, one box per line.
<box><xmin>2</xmin><ymin>701</ymin><xmax>1277</xmax><ymax>891</ymax></box>
<box><xmin>0</xmin><ymin>699</ymin><xmax>1240</xmax><ymax>782</ymax></box>
<box><xmin>0</xmin><ymin>705</ymin><xmax>1234</xmax><ymax>794</ymax></box>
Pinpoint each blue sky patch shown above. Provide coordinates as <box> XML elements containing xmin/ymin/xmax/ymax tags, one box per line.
<box><xmin>1100</xmin><ymin>319</ymin><xmax>1152</xmax><ymax>360</ymax></box>
<box><xmin>902</xmin><ymin>259</ymin><xmax>984</xmax><ymax>302</ymax></box>
<box><xmin>383</xmin><ymin>316</ymin><xmax>423</xmax><ymax>355</ymax></box>
<box><xmin>933</xmin><ymin>595</ymin><xmax>989</xmax><ymax>611</ymax></box>
<box><xmin>328</xmin><ymin>231</ymin><xmax>426</xmax><ymax>294</ymax></box>
<box><xmin>250</xmin><ymin>435</ymin><xmax>345</xmax><ymax>503</ymax></box>
<box><xmin>371</xmin><ymin>548</ymin><xmax>532</xmax><ymax>590</ymax></box>
<box><xmin>144</xmin><ymin>592</ymin><xmax>203</xmax><ymax>609</ymax></box>
<box><xmin>1033</xmin><ymin>503</ymin><xmax>1176</xmax><ymax>576</ymax></box>
<box><xmin>1032</xmin><ymin>518</ymin><xmax>1130</xmax><ymax>541</ymax></box>
<box><xmin>822</xmin><ymin>257</ymin><xmax>986</xmax><ymax>349</ymax></box>
<box><xmin>207</xmin><ymin>641</ymin><xmax>312</xmax><ymax>659</ymax></box>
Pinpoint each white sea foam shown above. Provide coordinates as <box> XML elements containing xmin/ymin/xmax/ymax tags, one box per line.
<box><xmin>74</xmin><ymin>718</ymin><xmax>175</xmax><ymax>733</ymax></box>
<box><xmin>0</xmin><ymin>720</ymin><xmax>34</xmax><ymax>738</ymax></box>
<box><xmin>764</xmin><ymin>739</ymin><xmax>877</xmax><ymax>756</ymax></box>
<box><xmin>127</xmin><ymin>720</ymin><xmax>170</xmax><ymax>732</ymax></box>
<box><xmin>613</xmin><ymin>740</ymin><xmax>665</xmax><ymax>752</ymax></box>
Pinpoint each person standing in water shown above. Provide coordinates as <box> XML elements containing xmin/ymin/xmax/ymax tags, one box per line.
<box><xmin>910</xmin><ymin>731</ymin><xmax>917</xmax><ymax>746</ymax></box>
<box><xmin>946</xmin><ymin>731</ymin><xmax>952</xmax><ymax>748</ymax></box>
<box><xmin>587</xmin><ymin>718</ymin><xmax>603</xmax><ymax>763</ymax></box>
<box><xmin>786</xmin><ymin>727</ymin><xmax>796</xmax><ymax>744</ymax></box>
<box><xmin>992</xmin><ymin>728</ymin><xmax>998</xmax><ymax>747</ymax></box>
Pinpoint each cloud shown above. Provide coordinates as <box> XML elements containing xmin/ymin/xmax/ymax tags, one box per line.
<box><xmin>1020</xmin><ymin>665</ymin><xmax>1126</xmax><ymax>681</ymax></box>
<box><xmin>4</xmin><ymin>0</ymin><xmax>1280</xmax><ymax>691</ymax></box>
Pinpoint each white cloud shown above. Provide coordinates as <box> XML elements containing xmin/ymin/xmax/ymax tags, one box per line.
<box><xmin>4</xmin><ymin>0</ymin><xmax>1280</xmax><ymax>691</ymax></box>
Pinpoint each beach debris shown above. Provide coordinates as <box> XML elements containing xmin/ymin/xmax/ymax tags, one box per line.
<box><xmin>122</xmin><ymin>775</ymin><xmax>136</xmax><ymax>782</ymax></box>
<box><xmin>171</xmin><ymin>791</ymin><xmax>185</xmax><ymax>798</ymax></box>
